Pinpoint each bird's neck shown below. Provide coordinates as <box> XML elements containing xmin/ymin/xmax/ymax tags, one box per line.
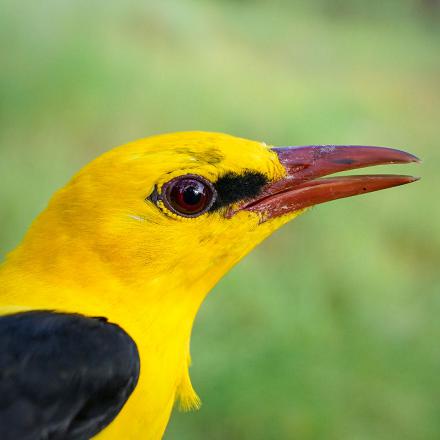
<box><xmin>1</xmin><ymin>217</ymin><xmax>215</xmax><ymax>330</ymax></box>
<box><xmin>1</xmin><ymin>220</ymin><xmax>210</xmax><ymax>430</ymax></box>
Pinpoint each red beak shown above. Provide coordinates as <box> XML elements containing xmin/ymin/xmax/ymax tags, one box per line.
<box><xmin>240</xmin><ymin>145</ymin><xmax>419</xmax><ymax>219</ymax></box>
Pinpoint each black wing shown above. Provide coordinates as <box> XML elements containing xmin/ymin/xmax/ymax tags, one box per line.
<box><xmin>0</xmin><ymin>311</ymin><xmax>140</xmax><ymax>440</ymax></box>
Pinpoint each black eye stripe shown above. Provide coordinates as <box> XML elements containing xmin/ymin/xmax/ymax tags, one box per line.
<box><xmin>210</xmin><ymin>171</ymin><xmax>268</xmax><ymax>211</ymax></box>
<box><xmin>149</xmin><ymin>171</ymin><xmax>268</xmax><ymax>217</ymax></box>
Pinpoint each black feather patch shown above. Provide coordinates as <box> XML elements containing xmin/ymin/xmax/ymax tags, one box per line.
<box><xmin>210</xmin><ymin>171</ymin><xmax>268</xmax><ymax>211</ymax></box>
<box><xmin>0</xmin><ymin>311</ymin><xmax>140</xmax><ymax>440</ymax></box>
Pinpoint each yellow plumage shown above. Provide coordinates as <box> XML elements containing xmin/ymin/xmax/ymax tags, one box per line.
<box><xmin>0</xmin><ymin>131</ymin><xmax>417</xmax><ymax>439</ymax></box>
<box><xmin>0</xmin><ymin>132</ymin><xmax>299</xmax><ymax>439</ymax></box>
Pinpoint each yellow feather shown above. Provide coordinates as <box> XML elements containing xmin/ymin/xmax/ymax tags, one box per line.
<box><xmin>0</xmin><ymin>132</ymin><xmax>302</xmax><ymax>439</ymax></box>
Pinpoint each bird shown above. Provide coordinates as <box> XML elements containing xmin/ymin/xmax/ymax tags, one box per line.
<box><xmin>0</xmin><ymin>131</ymin><xmax>419</xmax><ymax>439</ymax></box>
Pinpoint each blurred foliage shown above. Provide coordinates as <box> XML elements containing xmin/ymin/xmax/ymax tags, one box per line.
<box><xmin>0</xmin><ymin>1</ymin><xmax>439</xmax><ymax>439</ymax></box>
<box><xmin>222</xmin><ymin>0</ymin><xmax>440</xmax><ymax>21</ymax></box>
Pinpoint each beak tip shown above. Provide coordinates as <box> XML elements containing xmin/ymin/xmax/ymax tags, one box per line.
<box><xmin>406</xmin><ymin>152</ymin><xmax>421</xmax><ymax>164</ymax></box>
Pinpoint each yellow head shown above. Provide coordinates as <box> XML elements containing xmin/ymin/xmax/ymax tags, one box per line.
<box><xmin>0</xmin><ymin>131</ymin><xmax>418</xmax><ymax>436</ymax></box>
<box><xmin>5</xmin><ymin>131</ymin><xmax>418</xmax><ymax>306</ymax></box>
<box><xmin>7</xmin><ymin>133</ymin><xmax>288</xmax><ymax>293</ymax></box>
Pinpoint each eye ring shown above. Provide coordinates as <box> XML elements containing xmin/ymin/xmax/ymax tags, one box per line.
<box><xmin>150</xmin><ymin>174</ymin><xmax>217</xmax><ymax>218</ymax></box>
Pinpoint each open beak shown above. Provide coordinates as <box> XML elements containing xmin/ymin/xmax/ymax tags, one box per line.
<box><xmin>240</xmin><ymin>145</ymin><xmax>420</xmax><ymax>220</ymax></box>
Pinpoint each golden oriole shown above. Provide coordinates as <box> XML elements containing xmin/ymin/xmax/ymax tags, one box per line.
<box><xmin>0</xmin><ymin>132</ymin><xmax>419</xmax><ymax>439</ymax></box>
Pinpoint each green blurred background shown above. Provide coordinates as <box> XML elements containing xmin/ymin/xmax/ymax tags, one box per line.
<box><xmin>1</xmin><ymin>1</ymin><xmax>439</xmax><ymax>438</ymax></box>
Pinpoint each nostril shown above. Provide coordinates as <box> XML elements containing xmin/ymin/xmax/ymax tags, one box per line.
<box><xmin>332</xmin><ymin>158</ymin><xmax>356</xmax><ymax>165</ymax></box>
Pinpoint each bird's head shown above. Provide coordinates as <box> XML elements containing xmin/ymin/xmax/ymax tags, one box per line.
<box><xmin>13</xmin><ymin>131</ymin><xmax>418</xmax><ymax>302</ymax></box>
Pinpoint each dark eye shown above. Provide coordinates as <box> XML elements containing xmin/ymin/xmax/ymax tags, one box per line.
<box><xmin>160</xmin><ymin>175</ymin><xmax>217</xmax><ymax>217</ymax></box>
